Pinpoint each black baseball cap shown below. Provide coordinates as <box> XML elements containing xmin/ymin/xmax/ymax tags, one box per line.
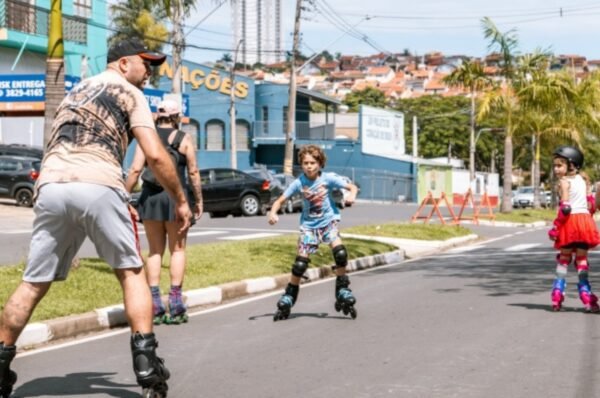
<box><xmin>107</xmin><ymin>38</ymin><xmax>167</xmax><ymax>66</ymax></box>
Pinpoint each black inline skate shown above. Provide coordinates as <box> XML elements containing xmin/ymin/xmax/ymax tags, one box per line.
<box><xmin>334</xmin><ymin>275</ymin><xmax>357</xmax><ymax>319</ymax></box>
<box><xmin>0</xmin><ymin>344</ymin><xmax>16</xmax><ymax>398</ymax></box>
<box><xmin>131</xmin><ymin>332</ymin><xmax>170</xmax><ymax>398</ymax></box>
<box><xmin>274</xmin><ymin>283</ymin><xmax>299</xmax><ymax>321</ymax></box>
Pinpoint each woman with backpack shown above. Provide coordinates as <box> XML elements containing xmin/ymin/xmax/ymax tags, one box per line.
<box><xmin>126</xmin><ymin>99</ymin><xmax>203</xmax><ymax>324</ymax></box>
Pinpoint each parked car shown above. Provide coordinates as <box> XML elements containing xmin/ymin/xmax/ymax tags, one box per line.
<box><xmin>274</xmin><ymin>173</ymin><xmax>303</xmax><ymax>213</ymax></box>
<box><xmin>243</xmin><ymin>168</ymin><xmax>284</xmax><ymax>209</ymax></box>
<box><xmin>0</xmin><ymin>144</ymin><xmax>43</xmax><ymax>159</ymax></box>
<box><xmin>200</xmin><ymin>168</ymin><xmax>273</xmax><ymax>218</ymax></box>
<box><xmin>0</xmin><ymin>155</ymin><xmax>41</xmax><ymax>207</ymax></box>
<box><xmin>330</xmin><ymin>173</ymin><xmax>359</xmax><ymax>209</ymax></box>
<box><xmin>512</xmin><ymin>186</ymin><xmax>549</xmax><ymax>208</ymax></box>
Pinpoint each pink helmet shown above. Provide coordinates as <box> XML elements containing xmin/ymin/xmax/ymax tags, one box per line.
<box><xmin>157</xmin><ymin>99</ymin><xmax>181</xmax><ymax>117</ymax></box>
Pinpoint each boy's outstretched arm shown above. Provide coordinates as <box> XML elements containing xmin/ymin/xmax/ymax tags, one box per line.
<box><xmin>268</xmin><ymin>194</ymin><xmax>287</xmax><ymax>225</ymax></box>
<box><xmin>343</xmin><ymin>183</ymin><xmax>359</xmax><ymax>205</ymax></box>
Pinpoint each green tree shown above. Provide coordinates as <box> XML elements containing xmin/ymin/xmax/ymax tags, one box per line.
<box><xmin>443</xmin><ymin>60</ymin><xmax>492</xmax><ymax>180</ymax></box>
<box><xmin>343</xmin><ymin>87</ymin><xmax>387</xmax><ymax>112</ymax></box>
<box><xmin>110</xmin><ymin>0</ymin><xmax>168</xmax><ymax>50</ymax></box>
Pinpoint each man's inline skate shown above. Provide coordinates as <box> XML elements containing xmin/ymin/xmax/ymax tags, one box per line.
<box><xmin>274</xmin><ymin>283</ymin><xmax>299</xmax><ymax>321</ymax></box>
<box><xmin>131</xmin><ymin>332</ymin><xmax>170</xmax><ymax>398</ymax></box>
<box><xmin>334</xmin><ymin>275</ymin><xmax>357</xmax><ymax>319</ymax></box>
<box><xmin>0</xmin><ymin>344</ymin><xmax>16</xmax><ymax>398</ymax></box>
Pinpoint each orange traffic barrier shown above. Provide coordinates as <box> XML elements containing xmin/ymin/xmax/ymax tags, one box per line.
<box><xmin>411</xmin><ymin>191</ymin><xmax>457</xmax><ymax>225</ymax></box>
<box><xmin>455</xmin><ymin>189</ymin><xmax>496</xmax><ymax>225</ymax></box>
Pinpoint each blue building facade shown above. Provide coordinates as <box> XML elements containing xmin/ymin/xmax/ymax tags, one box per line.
<box><xmin>154</xmin><ymin>59</ymin><xmax>416</xmax><ymax>201</ymax></box>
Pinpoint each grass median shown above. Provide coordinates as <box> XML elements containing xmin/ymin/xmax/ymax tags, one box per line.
<box><xmin>494</xmin><ymin>208</ymin><xmax>555</xmax><ymax>223</ymax></box>
<box><xmin>0</xmin><ymin>223</ymin><xmax>472</xmax><ymax>322</ymax></box>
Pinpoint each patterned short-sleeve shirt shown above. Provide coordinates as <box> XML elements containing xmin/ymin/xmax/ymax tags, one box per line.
<box><xmin>284</xmin><ymin>172</ymin><xmax>347</xmax><ymax>229</ymax></box>
<box><xmin>37</xmin><ymin>70</ymin><xmax>156</xmax><ymax>192</ymax></box>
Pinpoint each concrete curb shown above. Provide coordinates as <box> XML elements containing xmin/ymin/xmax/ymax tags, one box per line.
<box><xmin>16</xmin><ymin>234</ymin><xmax>479</xmax><ymax>348</ymax></box>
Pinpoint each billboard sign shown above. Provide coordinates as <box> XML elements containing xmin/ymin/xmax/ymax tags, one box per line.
<box><xmin>360</xmin><ymin>105</ymin><xmax>405</xmax><ymax>159</ymax></box>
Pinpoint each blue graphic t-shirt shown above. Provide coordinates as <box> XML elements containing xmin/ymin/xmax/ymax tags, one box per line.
<box><xmin>284</xmin><ymin>172</ymin><xmax>348</xmax><ymax>229</ymax></box>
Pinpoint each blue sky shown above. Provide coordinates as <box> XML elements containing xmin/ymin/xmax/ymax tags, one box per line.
<box><xmin>182</xmin><ymin>0</ymin><xmax>600</xmax><ymax>63</ymax></box>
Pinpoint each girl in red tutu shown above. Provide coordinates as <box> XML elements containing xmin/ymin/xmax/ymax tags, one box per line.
<box><xmin>548</xmin><ymin>146</ymin><xmax>600</xmax><ymax>312</ymax></box>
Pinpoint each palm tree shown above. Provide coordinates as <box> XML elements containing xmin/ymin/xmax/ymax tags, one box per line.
<box><xmin>43</xmin><ymin>0</ymin><xmax>64</xmax><ymax>148</ymax></box>
<box><xmin>479</xmin><ymin>17</ymin><xmax>522</xmax><ymax>213</ymax></box>
<box><xmin>443</xmin><ymin>60</ymin><xmax>492</xmax><ymax>181</ymax></box>
<box><xmin>157</xmin><ymin>0</ymin><xmax>196</xmax><ymax>94</ymax></box>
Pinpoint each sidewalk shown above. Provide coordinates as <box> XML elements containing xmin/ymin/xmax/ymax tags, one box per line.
<box><xmin>15</xmin><ymin>233</ymin><xmax>479</xmax><ymax>349</ymax></box>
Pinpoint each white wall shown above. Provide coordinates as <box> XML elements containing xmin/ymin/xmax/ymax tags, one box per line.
<box><xmin>0</xmin><ymin>117</ymin><xmax>44</xmax><ymax>147</ymax></box>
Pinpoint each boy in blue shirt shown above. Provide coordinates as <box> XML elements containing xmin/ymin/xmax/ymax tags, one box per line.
<box><xmin>268</xmin><ymin>145</ymin><xmax>359</xmax><ymax>320</ymax></box>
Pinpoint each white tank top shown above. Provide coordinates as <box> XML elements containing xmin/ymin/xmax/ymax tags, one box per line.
<box><xmin>567</xmin><ymin>174</ymin><xmax>588</xmax><ymax>214</ymax></box>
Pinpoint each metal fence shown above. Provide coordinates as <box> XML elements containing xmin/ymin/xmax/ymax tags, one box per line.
<box><xmin>0</xmin><ymin>0</ymin><xmax>87</xmax><ymax>44</ymax></box>
<box><xmin>253</xmin><ymin>121</ymin><xmax>335</xmax><ymax>141</ymax></box>
<box><xmin>261</xmin><ymin>164</ymin><xmax>414</xmax><ymax>202</ymax></box>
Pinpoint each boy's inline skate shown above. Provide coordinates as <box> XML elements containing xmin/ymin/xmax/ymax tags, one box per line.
<box><xmin>334</xmin><ymin>275</ymin><xmax>357</xmax><ymax>319</ymax></box>
<box><xmin>551</xmin><ymin>278</ymin><xmax>566</xmax><ymax>312</ymax></box>
<box><xmin>131</xmin><ymin>332</ymin><xmax>170</xmax><ymax>398</ymax></box>
<box><xmin>274</xmin><ymin>283</ymin><xmax>299</xmax><ymax>321</ymax></box>
<box><xmin>0</xmin><ymin>344</ymin><xmax>16</xmax><ymax>398</ymax></box>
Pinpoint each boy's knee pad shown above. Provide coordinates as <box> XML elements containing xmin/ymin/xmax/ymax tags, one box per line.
<box><xmin>291</xmin><ymin>256</ymin><xmax>309</xmax><ymax>277</ymax></box>
<box><xmin>332</xmin><ymin>245</ymin><xmax>348</xmax><ymax>268</ymax></box>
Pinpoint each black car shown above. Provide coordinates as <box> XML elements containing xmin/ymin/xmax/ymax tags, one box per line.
<box><xmin>243</xmin><ymin>169</ymin><xmax>284</xmax><ymax>210</ymax></box>
<box><xmin>275</xmin><ymin>173</ymin><xmax>303</xmax><ymax>213</ymax></box>
<box><xmin>200</xmin><ymin>168</ymin><xmax>272</xmax><ymax>218</ymax></box>
<box><xmin>0</xmin><ymin>156</ymin><xmax>41</xmax><ymax>207</ymax></box>
<box><xmin>0</xmin><ymin>144</ymin><xmax>43</xmax><ymax>159</ymax></box>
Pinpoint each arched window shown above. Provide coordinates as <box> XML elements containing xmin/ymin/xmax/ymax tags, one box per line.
<box><xmin>181</xmin><ymin>119</ymin><xmax>199</xmax><ymax>149</ymax></box>
<box><xmin>205</xmin><ymin>119</ymin><xmax>225</xmax><ymax>151</ymax></box>
<box><xmin>235</xmin><ymin>119</ymin><xmax>251</xmax><ymax>151</ymax></box>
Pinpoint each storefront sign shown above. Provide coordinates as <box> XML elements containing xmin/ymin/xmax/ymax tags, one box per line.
<box><xmin>0</xmin><ymin>74</ymin><xmax>80</xmax><ymax>112</ymax></box>
<box><xmin>158</xmin><ymin>63</ymin><xmax>249</xmax><ymax>99</ymax></box>
<box><xmin>143</xmin><ymin>88</ymin><xmax>190</xmax><ymax>120</ymax></box>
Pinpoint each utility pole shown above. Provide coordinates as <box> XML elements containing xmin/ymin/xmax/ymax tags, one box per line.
<box><xmin>412</xmin><ymin>115</ymin><xmax>418</xmax><ymax>158</ymax></box>
<box><xmin>171</xmin><ymin>0</ymin><xmax>185</xmax><ymax>94</ymax></box>
<box><xmin>230</xmin><ymin>39</ymin><xmax>243</xmax><ymax>169</ymax></box>
<box><xmin>283</xmin><ymin>0</ymin><xmax>303</xmax><ymax>175</ymax></box>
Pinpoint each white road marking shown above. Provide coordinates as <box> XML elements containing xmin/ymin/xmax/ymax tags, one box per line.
<box><xmin>505</xmin><ymin>243</ymin><xmax>542</xmax><ymax>252</ymax></box>
<box><xmin>446</xmin><ymin>245</ymin><xmax>485</xmax><ymax>253</ymax></box>
<box><xmin>220</xmin><ymin>232</ymin><xmax>281</xmax><ymax>241</ymax></box>
<box><xmin>187</xmin><ymin>231</ymin><xmax>228</xmax><ymax>237</ymax></box>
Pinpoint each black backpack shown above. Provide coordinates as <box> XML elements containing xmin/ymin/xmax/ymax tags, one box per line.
<box><xmin>141</xmin><ymin>130</ymin><xmax>186</xmax><ymax>190</ymax></box>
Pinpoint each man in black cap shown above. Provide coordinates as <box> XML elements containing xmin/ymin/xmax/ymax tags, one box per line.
<box><xmin>0</xmin><ymin>38</ymin><xmax>189</xmax><ymax>397</ymax></box>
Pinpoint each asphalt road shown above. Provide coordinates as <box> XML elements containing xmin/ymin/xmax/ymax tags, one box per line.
<box><xmin>9</xmin><ymin>225</ymin><xmax>600</xmax><ymax>398</ymax></box>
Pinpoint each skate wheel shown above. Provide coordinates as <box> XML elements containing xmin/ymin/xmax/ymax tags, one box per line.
<box><xmin>334</xmin><ymin>302</ymin><xmax>342</xmax><ymax>312</ymax></box>
<box><xmin>349</xmin><ymin>307</ymin><xmax>357</xmax><ymax>319</ymax></box>
<box><xmin>142</xmin><ymin>382</ymin><xmax>168</xmax><ymax>398</ymax></box>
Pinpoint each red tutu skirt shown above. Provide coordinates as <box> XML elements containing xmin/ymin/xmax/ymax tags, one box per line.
<box><xmin>554</xmin><ymin>213</ymin><xmax>600</xmax><ymax>249</ymax></box>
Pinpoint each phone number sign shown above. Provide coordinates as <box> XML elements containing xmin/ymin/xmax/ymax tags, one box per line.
<box><xmin>0</xmin><ymin>74</ymin><xmax>81</xmax><ymax>102</ymax></box>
